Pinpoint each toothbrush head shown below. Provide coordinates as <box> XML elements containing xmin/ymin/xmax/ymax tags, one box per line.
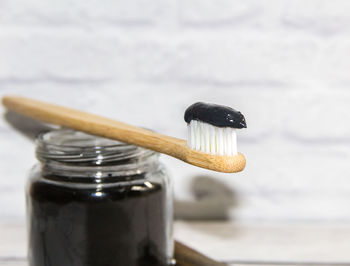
<box><xmin>184</xmin><ymin>102</ymin><xmax>246</xmax><ymax>172</ymax></box>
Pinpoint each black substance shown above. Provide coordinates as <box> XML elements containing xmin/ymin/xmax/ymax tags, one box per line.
<box><xmin>184</xmin><ymin>102</ymin><xmax>247</xmax><ymax>128</ymax></box>
<box><xmin>27</xmin><ymin>173</ymin><xmax>168</xmax><ymax>266</ymax></box>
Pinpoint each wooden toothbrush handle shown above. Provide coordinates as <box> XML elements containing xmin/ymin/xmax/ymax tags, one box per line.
<box><xmin>175</xmin><ymin>241</ymin><xmax>228</xmax><ymax>266</ymax></box>
<box><xmin>2</xmin><ymin>95</ymin><xmax>186</xmax><ymax>157</ymax></box>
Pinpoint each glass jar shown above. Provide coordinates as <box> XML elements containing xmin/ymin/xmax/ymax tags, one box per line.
<box><xmin>26</xmin><ymin>129</ymin><xmax>174</xmax><ymax>266</ymax></box>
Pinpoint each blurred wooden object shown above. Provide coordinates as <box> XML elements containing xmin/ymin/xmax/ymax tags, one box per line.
<box><xmin>175</xmin><ymin>241</ymin><xmax>227</xmax><ymax>266</ymax></box>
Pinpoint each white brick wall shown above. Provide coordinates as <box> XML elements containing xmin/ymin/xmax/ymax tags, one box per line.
<box><xmin>1</xmin><ymin>1</ymin><xmax>350</xmax><ymax>222</ymax></box>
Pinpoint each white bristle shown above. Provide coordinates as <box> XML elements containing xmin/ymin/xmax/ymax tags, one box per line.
<box><xmin>194</xmin><ymin>121</ymin><xmax>200</xmax><ymax>151</ymax></box>
<box><xmin>205</xmin><ymin>123</ymin><xmax>210</xmax><ymax>153</ymax></box>
<box><xmin>222</xmin><ymin>128</ymin><xmax>227</xmax><ymax>155</ymax></box>
<box><xmin>218</xmin><ymin>127</ymin><xmax>224</xmax><ymax>155</ymax></box>
<box><xmin>200</xmin><ymin>122</ymin><xmax>205</xmax><ymax>152</ymax></box>
<box><xmin>187</xmin><ymin>120</ymin><xmax>238</xmax><ymax>156</ymax></box>
<box><xmin>210</xmin><ymin>126</ymin><xmax>216</xmax><ymax>153</ymax></box>
<box><xmin>226</xmin><ymin>128</ymin><xmax>232</xmax><ymax>155</ymax></box>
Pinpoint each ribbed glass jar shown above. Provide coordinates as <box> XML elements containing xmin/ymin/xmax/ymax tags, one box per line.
<box><xmin>26</xmin><ymin>129</ymin><xmax>174</xmax><ymax>266</ymax></box>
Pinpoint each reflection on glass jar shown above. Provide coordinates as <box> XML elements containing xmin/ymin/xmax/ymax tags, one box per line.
<box><xmin>26</xmin><ymin>129</ymin><xmax>174</xmax><ymax>266</ymax></box>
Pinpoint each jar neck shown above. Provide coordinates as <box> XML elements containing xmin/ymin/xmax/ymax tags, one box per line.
<box><xmin>39</xmin><ymin>155</ymin><xmax>159</xmax><ymax>180</ymax></box>
<box><xmin>35</xmin><ymin>129</ymin><xmax>159</xmax><ymax>182</ymax></box>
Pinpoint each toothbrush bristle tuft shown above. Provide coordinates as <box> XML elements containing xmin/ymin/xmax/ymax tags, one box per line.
<box><xmin>187</xmin><ymin>120</ymin><xmax>237</xmax><ymax>156</ymax></box>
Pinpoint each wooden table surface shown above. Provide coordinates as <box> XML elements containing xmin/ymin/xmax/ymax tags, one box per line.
<box><xmin>1</xmin><ymin>221</ymin><xmax>350</xmax><ymax>266</ymax></box>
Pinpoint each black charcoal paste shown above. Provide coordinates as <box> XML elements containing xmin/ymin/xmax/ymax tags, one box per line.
<box><xmin>27</xmin><ymin>170</ymin><xmax>168</xmax><ymax>266</ymax></box>
<box><xmin>184</xmin><ymin>102</ymin><xmax>247</xmax><ymax>128</ymax></box>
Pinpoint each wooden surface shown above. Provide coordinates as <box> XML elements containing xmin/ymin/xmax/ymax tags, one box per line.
<box><xmin>2</xmin><ymin>96</ymin><xmax>246</xmax><ymax>173</ymax></box>
<box><xmin>1</xmin><ymin>221</ymin><xmax>350</xmax><ymax>266</ymax></box>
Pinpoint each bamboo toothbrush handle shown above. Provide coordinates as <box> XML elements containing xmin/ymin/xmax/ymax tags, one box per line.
<box><xmin>2</xmin><ymin>95</ymin><xmax>185</xmax><ymax>155</ymax></box>
<box><xmin>2</xmin><ymin>96</ymin><xmax>246</xmax><ymax>173</ymax></box>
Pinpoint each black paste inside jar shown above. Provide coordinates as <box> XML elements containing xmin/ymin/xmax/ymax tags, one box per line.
<box><xmin>28</xmin><ymin>172</ymin><xmax>167</xmax><ymax>266</ymax></box>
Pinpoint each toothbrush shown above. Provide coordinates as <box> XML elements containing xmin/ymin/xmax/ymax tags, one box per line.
<box><xmin>2</xmin><ymin>96</ymin><xmax>246</xmax><ymax>173</ymax></box>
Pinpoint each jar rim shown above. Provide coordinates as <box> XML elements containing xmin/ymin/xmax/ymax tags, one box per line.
<box><xmin>37</xmin><ymin>129</ymin><xmax>132</xmax><ymax>148</ymax></box>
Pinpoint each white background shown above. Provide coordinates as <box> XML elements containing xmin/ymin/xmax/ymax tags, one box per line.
<box><xmin>1</xmin><ymin>0</ymin><xmax>350</xmax><ymax>223</ymax></box>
